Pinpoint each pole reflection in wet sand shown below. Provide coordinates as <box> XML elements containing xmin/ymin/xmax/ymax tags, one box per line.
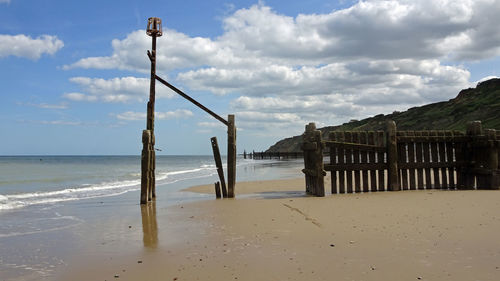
<box><xmin>141</xmin><ymin>200</ymin><xmax>158</xmax><ymax>249</ymax></box>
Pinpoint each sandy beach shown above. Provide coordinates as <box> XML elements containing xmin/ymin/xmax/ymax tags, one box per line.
<box><xmin>54</xmin><ymin>176</ymin><xmax>500</xmax><ymax>281</ymax></box>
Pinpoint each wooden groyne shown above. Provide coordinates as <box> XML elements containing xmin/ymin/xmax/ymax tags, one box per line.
<box><xmin>244</xmin><ymin>151</ymin><xmax>303</xmax><ymax>160</ymax></box>
<box><xmin>302</xmin><ymin>120</ymin><xmax>500</xmax><ymax>196</ymax></box>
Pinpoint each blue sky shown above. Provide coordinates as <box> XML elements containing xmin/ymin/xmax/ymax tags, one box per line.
<box><xmin>1</xmin><ymin>0</ymin><xmax>499</xmax><ymax>155</ymax></box>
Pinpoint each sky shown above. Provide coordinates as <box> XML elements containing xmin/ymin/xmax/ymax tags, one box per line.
<box><xmin>1</xmin><ymin>0</ymin><xmax>499</xmax><ymax>155</ymax></box>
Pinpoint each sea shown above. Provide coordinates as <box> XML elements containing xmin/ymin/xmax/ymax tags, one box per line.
<box><xmin>0</xmin><ymin>155</ymin><xmax>303</xmax><ymax>280</ymax></box>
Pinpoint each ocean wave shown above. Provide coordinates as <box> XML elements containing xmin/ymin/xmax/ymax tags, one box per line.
<box><xmin>156</xmin><ymin>166</ymin><xmax>216</xmax><ymax>182</ymax></box>
<box><xmin>0</xmin><ymin>164</ymin><xmax>218</xmax><ymax>212</ymax></box>
<box><xmin>6</xmin><ymin>179</ymin><xmax>140</xmax><ymax>200</ymax></box>
<box><xmin>0</xmin><ymin>179</ymin><xmax>141</xmax><ymax>211</ymax></box>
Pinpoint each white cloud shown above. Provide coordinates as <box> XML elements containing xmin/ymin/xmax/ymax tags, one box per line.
<box><xmin>156</xmin><ymin>109</ymin><xmax>193</xmax><ymax>120</ymax></box>
<box><xmin>232</xmin><ymin>95</ymin><xmax>360</xmax><ymax>115</ymax></box>
<box><xmin>35</xmin><ymin>103</ymin><xmax>68</xmax><ymax>109</ymax></box>
<box><xmin>63</xmin><ymin>29</ymin><xmax>235</xmax><ymax>73</ymax></box>
<box><xmin>19</xmin><ymin>102</ymin><xmax>68</xmax><ymax>109</ymax></box>
<box><xmin>197</xmin><ymin>121</ymin><xmax>225</xmax><ymax>128</ymax></box>
<box><xmin>0</xmin><ymin>34</ymin><xmax>63</xmax><ymax>60</ymax></box>
<box><xmin>62</xmin><ymin>92</ymin><xmax>98</xmax><ymax>102</ymax></box>
<box><xmin>113</xmin><ymin>109</ymin><xmax>193</xmax><ymax>121</ymax></box>
<box><xmin>215</xmin><ymin>1</ymin><xmax>500</xmax><ymax>62</ymax></box>
<box><xmin>113</xmin><ymin>111</ymin><xmax>145</xmax><ymax>121</ymax></box>
<box><xmin>66</xmin><ymin>1</ymin><xmax>500</xmax><ymax>133</ymax></box>
<box><xmin>0</xmin><ymin>0</ymin><xmax>10</xmax><ymax>4</ymax></box>
<box><xmin>195</xmin><ymin>121</ymin><xmax>227</xmax><ymax>134</ymax></box>
<box><xmin>62</xmin><ymin>76</ymin><xmax>174</xmax><ymax>103</ymax></box>
<box><xmin>232</xmin><ymin>95</ymin><xmax>363</xmax><ymax>135</ymax></box>
<box><xmin>36</xmin><ymin>120</ymin><xmax>82</xmax><ymax>126</ymax></box>
<box><xmin>476</xmin><ymin>75</ymin><xmax>500</xmax><ymax>84</ymax></box>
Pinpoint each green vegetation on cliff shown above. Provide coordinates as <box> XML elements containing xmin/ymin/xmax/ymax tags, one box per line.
<box><xmin>267</xmin><ymin>78</ymin><xmax>500</xmax><ymax>152</ymax></box>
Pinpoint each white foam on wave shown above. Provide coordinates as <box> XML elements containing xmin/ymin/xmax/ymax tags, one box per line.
<box><xmin>7</xmin><ymin>179</ymin><xmax>140</xmax><ymax>200</ymax></box>
<box><xmin>0</xmin><ymin>178</ymin><xmax>141</xmax><ymax>211</ymax></box>
<box><xmin>0</xmin><ymin>164</ymin><xmax>218</xmax><ymax>212</ymax></box>
<box><xmin>156</xmin><ymin>166</ymin><xmax>216</xmax><ymax>183</ymax></box>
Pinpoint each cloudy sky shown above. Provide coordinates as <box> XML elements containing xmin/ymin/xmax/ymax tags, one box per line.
<box><xmin>1</xmin><ymin>0</ymin><xmax>499</xmax><ymax>155</ymax></box>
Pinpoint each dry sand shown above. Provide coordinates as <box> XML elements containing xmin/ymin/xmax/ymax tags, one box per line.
<box><xmin>57</xmin><ymin>177</ymin><xmax>500</xmax><ymax>281</ymax></box>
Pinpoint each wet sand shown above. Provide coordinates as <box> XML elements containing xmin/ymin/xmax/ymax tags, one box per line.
<box><xmin>56</xmin><ymin>177</ymin><xmax>500</xmax><ymax>281</ymax></box>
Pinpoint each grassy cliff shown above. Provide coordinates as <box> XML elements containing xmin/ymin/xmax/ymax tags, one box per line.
<box><xmin>267</xmin><ymin>78</ymin><xmax>500</xmax><ymax>152</ymax></box>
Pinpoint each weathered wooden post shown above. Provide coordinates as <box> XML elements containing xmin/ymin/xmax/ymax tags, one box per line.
<box><xmin>302</xmin><ymin>123</ymin><xmax>313</xmax><ymax>194</ymax></box>
<box><xmin>211</xmin><ymin>137</ymin><xmax>227</xmax><ymax>198</ymax></box>
<box><xmin>301</xmin><ymin>123</ymin><xmax>325</xmax><ymax>197</ymax></box>
<box><xmin>214</xmin><ymin>182</ymin><xmax>222</xmax><ymax>199</ymax></box>
<box><xmin>455</xmin><ymin>130</ymin><xmax>467</xmax><ymax>190</ymax></box>
<box><xmin>141</xmin><ymin>17</ymin><xmax>162</xmax><ymax>204</ymax></box>
<box><xmin>329</xmin><ymin>132</ymin><xmax>338</xmax><ymax>194</ymax></box>
<box><xmin>386</xmin><ymin>121</ymin><xmax>400</xmax><ymax>191</ymax></box>
<box><xmin>313</xmin><ymin>125</ymin><xmax>326</xmax><ymax>197</ymax></box>
<box><xmin>227</xmin><ymin>114</ymin><xmax>236</xmax><ymax>198</ymax></box>
<box><xmin>465</xmin><ymin>121</ymin><xmax>482</xmax><ymax>189</ymax></box>
<box><xmin>465</xmin><ymin>123</ymin><xmax>500</xmax><ymax>189</ymax></box>
<box><xmin>141</xmin><ymin>130</ymin><xmax>152</xmax><ymax>204</ymax></box>
<box><xmin>485</xmin><ymin>129</ymin><xmax>499</xmax><ymax>189</ymax></box>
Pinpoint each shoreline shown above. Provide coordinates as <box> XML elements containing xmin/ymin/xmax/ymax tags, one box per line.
<box><xmin>1</xmin><ymin>157</ymin><xmax>305</xmax><ymax>281</ymax></box>
<box><xmin>183</xmin><ymin>177</ymin><xmax>304</xmax><ymax>195</ymax></box>
<box><xmin>54</xmin><ymin>177</ymin><xmax>500</xmax><ymax>281</ymax></box>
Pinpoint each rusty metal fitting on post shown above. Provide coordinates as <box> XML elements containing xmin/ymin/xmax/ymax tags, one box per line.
<box><xmin>146</xmin><ymin>17</ymin><xmax>163</xmax><ymax>37</ymax></box>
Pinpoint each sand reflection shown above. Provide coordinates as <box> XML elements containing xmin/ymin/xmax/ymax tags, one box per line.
<box><xmin>140</xmin><ymin>201</ymin><xmax>158</xmax><ymax>249</ymax></box>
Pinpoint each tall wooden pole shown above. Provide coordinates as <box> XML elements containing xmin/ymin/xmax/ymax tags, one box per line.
<box><xmin>141</xmin><ymin>17</ymin><xmax>162</xmax><ymax>204</ymax></box>
<box><xmin>148</xmin><ymin>31</ymin><xmax>157</xmax><ymax>200</ymax></box>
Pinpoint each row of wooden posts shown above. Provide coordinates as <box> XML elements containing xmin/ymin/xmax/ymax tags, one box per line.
<box><xmin>244</xmin><ymin>151</ymin><xmax>303</xmax><ymax>160</ymax></box>
<box><xmin>302</xmin><ymin>121</ymin><xmax>500</xmax><ymax>196</ymax></box>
